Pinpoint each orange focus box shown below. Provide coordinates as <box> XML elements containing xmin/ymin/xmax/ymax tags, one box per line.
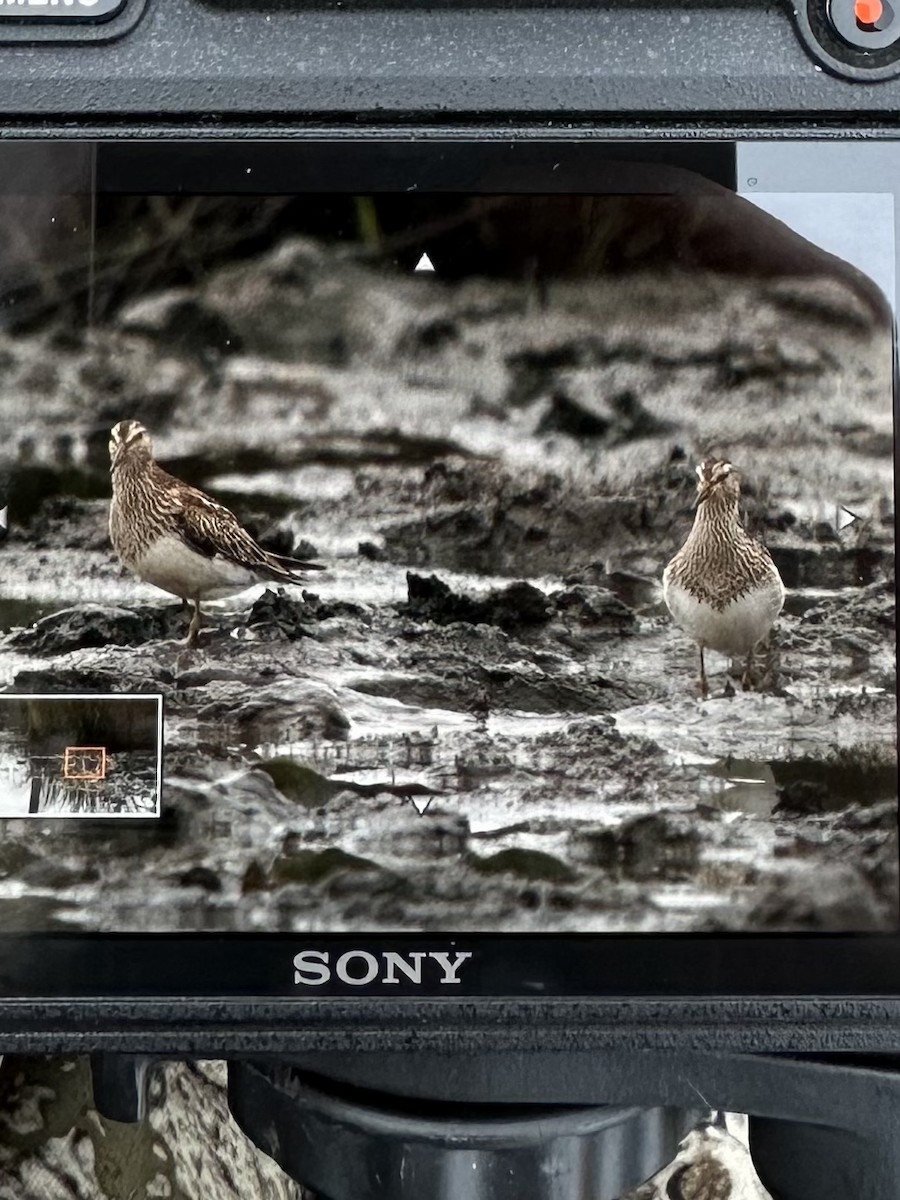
<box><xmin>62</xmin><ymin>747</ymin><xmax>108</xmax><ymax>782</ymax></box>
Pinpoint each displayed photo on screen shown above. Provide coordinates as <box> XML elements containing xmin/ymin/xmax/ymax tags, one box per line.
<box><xmin>0</xmin><ymin>172</ymin><xmax>895</xmax><ymax>935</ymax></box>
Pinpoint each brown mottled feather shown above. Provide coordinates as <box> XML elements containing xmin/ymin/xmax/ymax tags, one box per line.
<box><xmin>152</xmin><ymin>464</ymin><xmax>324</xmax><ymax>579</ymax></box>
<box><xmin>664</xmin><ymin>459</ymin><xmax>780</xmax><ymax>613</ymax></box>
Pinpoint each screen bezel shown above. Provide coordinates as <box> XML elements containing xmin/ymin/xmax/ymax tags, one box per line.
<box><xmin>0</xmin><ymin>136</ymin><xmax>897</xmax><ymax>1020</ymax></box>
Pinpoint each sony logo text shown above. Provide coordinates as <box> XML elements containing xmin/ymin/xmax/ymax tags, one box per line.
<box><xmin>293</xmin><ymin>949</ymin><xmax>473</xmax><ymax>987</ymax></box>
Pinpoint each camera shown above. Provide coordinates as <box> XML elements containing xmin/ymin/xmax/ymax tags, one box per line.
<box><xmin>0</xmin><ymin>5</ymin><xmax>898</xmax><ymax>1200</ymax></box>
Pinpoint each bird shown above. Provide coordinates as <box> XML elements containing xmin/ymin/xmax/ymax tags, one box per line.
<box><xmin>108</xmin><ymin>419</ymin><xmax>324</xmax><ymax>646</ymax></box>
<box><xmin>662</xmin><ymin>458</ymin><xmax>784</xmax><ymax>698</ymax></box>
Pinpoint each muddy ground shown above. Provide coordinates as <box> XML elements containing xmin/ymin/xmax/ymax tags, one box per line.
<box><xmin>0</xmin><ymin>233</ymin><xmax>896</xmax><ymax>933</ymax></box>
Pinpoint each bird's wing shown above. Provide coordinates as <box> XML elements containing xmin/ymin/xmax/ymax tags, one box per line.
<box><xmin>154</xmin><ymin>469</ymin><xmax>305</xmax><ymax>578</ymax></box>
<box><xmin>180</xmin><ymin>491</ymin><xmax>276</xmax><ymax>570</ymax></box>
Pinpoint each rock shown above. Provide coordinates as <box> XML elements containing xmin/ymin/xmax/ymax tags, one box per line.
<box><xmin>504</xmin><ymin>343</ymin><xmax>591</xmax><ymax>407</ymax></box>
<box><xmin>772</xmin><ymin>748</ymin><xmax>895</xmax><ymax>815</ymax></box>
<box><xmin>0</xmin><ymin>841</ymin><xmax>39</xmax><ymax>877</ymax></box>
<box><xmin>8</xmin><ymin>604</ymin><xmax>184</xmax><ymax>655</ymax></box>
<box><xmin>224</xmin><ymin>354</ymin><xmax>338</xmax><ymax>408</ymax></box>
<box><xmin>11</xmin><ymin>662</ymin><xmax>171</xmax><ymax>694</ymax></box>
<box><xmin>118</xmin><ymin>288</ymin><xmax>240</xmax><ymax>359</ymax></box>
<box><xmin>798</xmin><ymin>580</ymin><xmax>895</xmax><ymax>632</ymax></box>
<box><xmin>270</xmin><ymin>847</ymin><xmax>378</xmax><ymax>887</ymax></box>
<box><xmin>403</xmin><ymin>572</ymin><xmax>552</xmax><ymax>631</ymax></box>
<box><xmin>174</xmin><ymin>666</ymin><xmax>248</xmax><ymax>689</ymax></box>
<box><xmin>244</xmin><ymin>589</ymin><xmax>363</xmax><ymax>639</ymax></box>
<box><xmin>553</xmin><ymin>585</ymin><xmax>637</xmax><ymax>635</ymax></box>
<box><xmin>244</xmin><ymin>590</ymin><xmax>317</xmax><ymax>641</ymax></box>
<box><xmin>472</xmin><ymin>848</ymin><xmax>577</xmax><ymax>884</ymax></box>
<box><xmin>536</xmin><ymin>386</ymin><xmax>670</xmax><ymax>442</ymax></box>
<box><xmin>85</xmin><ymin>344</ymin><xmax>191</xmax><ymax>432</ymax></box>
<box><xmin>718</xmin><ymin>335</ymin><xmax>824</xmax><ymax>388</ymax></box>
<box><xmin>836</xmin><ymin>799</ymin><xmax>897</xmax><ymax>833</ymax></box>
<box><xmin>774</xmin><ymin>780</ymin><xmax>831</xmax><ymax>816</ymax></box>
<box><xmin>196</xmin><ymin>679</ymin><xmax>350</xmax><ymax>744</ymax></box>
<box><xmin>563</xmin><ymin>568</ymin><xmax>661</xmax><ymax>614</ymax></box>
<box><xmin>747</xmin><ymin>862</ymin><xmax>887</xmax><ymax>930</ymax></box>
<box><xmin>259</xmin><ymin>759</ymin><xmax>347</xmax><ymax>808</ymax></box>
<box><xmin>204</xmin><ymin>237</ymin><xmax>357</xmax><ymax>363</ymax></box>
<box><xmin>386</xmin><ymin>814</ymin><xmax>470</xmax><ymax>861</ymax></box>
<box><xmin>380</xmin><ymin>457</ymin><xmax>690</xmax><ymax>579</ymax></box>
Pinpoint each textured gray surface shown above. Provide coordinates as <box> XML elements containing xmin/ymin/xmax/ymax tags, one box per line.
<box><xmin>4</xmin><ymin>1000</ymin><xmax>900</xmax><ymax>1055</ymax></box>
<box><xmin>0</xmin><ymin>0</ymin><xmax>899</xmax><ymax>120</ymax></box>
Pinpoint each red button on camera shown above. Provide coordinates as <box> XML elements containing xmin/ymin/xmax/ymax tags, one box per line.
<box><xmin>856</xmin><ymin>0</ymin><xmax>884</xmax><ymax>23</ymax></box>
<box><xmin>830</xmin><ymin>0</ymin><xmax>899</xmax><ymax>46</ymax></box>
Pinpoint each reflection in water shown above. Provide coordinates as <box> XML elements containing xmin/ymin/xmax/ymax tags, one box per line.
<box><xmin>704</xmin><ymin>757</ymin><xmax>778</xmax><ymax>816</ymax></box>
<box><xmin>702</xmin><ymin>747</ymin><xmax>897</xmax><ymax>817</ymax></box>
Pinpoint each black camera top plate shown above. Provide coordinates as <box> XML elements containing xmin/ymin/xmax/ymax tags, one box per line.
<box><xmin>0</xmin><ymin>0</ymin><xmax>900</xmax><ymax>127</ymax></box>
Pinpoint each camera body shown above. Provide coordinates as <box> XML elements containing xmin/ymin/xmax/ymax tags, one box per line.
<box><xmin>1</xmin><ymin>6</ymin><xmax>899</xmax><ymax>1200</ymax></box>
<box><xmin>0</xmin><ymin>0</ymin><xmax>895</xmax><ymax>1042</ymax></box>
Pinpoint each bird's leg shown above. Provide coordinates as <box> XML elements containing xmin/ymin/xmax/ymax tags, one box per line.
<box><xmin>757</xmin><ymin>633</ymin><xmax>778</xmax><ymax>693</ymax></box>
<box><xmin>186</xmin><ymin>599</ymin><xmax>202</xmax><ymax>648</ymax></box>
<box><xmin>698</xmin><ymin>646</ymin><xmax>709</xmax><ymax>699</ymax></box>
<box><xmin>742</xmin><ymin>644</ymin><xmax>759</xmax><ymax>691</ymax></box>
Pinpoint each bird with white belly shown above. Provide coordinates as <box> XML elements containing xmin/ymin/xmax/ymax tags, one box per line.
<box><xmin>109</xmin><ymin>420</ymin><xmax>324</xmax><ymax>646</ymax></box>
<box><xmin>663</xmin><ymin>458</ymin><xmax>784</xmax><ymax>698</ymax></box>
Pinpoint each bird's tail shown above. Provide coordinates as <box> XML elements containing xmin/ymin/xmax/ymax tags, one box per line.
<box><xmin>268</xmin><ymin>552</ymin><xmax>326</xmax><ymax>574</ymax></box>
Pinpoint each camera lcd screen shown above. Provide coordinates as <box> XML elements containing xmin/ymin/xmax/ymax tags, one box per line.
<box><xmin>0</xmin><ymin>142</ymin><xmax>896</xmax><ymax>998</ymax></box>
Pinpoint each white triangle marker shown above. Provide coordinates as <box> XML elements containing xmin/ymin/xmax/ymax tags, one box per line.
<box><xmin>837</xmin><ymin>505</ymin><xmax>859</xmax><ymax>531</ymax></box>
<box><xmin>414</xmin><ymin>252</ymin><xmax>435</xmax><ymax>273</ymax></box>
<box><xmin>410</xmin><ymin>795</ymin><xmax>434</xmax><ymax>816</ymax></box>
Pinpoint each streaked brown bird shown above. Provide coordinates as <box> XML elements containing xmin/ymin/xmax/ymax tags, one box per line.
<box><xmin>662</xmin><ymin>458</ymin><xmax>784</xmax><ymax>698</ymax></box>
<box><xmin>109</xmin><ymin>419</ymin><xmax>324</xmax><ymax>646</ymax></box>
